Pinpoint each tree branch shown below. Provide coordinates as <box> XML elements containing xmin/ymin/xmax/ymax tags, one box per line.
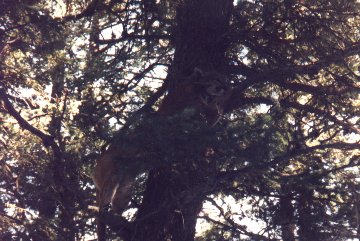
<box><xmin>228</xmin><ymin>41</ymin><xmax>360</xmax><ymax>97</ymax></box>
<box><xmin>98</xmin><ymin>211</ymin><xmax>133</xmax><ymax>241</ymax></box>
<box><xmin>218</xmin><ymin>142</ymin><xmax>360</xmax><ymax>184</ymax></box>
<box><xmin>56</xmin><ymin>0</ymin><xmax>102</xmax><ymax>22</ymax></box>
<box><xmin>225</xmin><ymin>96</ymin><xmax>275</xmax><ymax>113</ymax></box>
<box><xmin>94</xmin><ymin>34</ymin><xmax>172</xmax><ymax>45</ymax></box>
<box><xmin>119</xmin><ymin>80</ymin><xmax>168</xmax><ymax>132</ymax></box>
<box><xmin>281</xmin><ymin>100</ymin><xmax>359</xmax><ymax>135</ymax></box>
<box><xmin>0</xmin><ymin>89</ymin><xmax>54</xmax><ymax>146</ymax></box>
<box><xmin>198</xmin><ymin>213</ymin><xmax>273</xmax><ymax>241</ymax></box>
<box><xmin>272</xmin><ymin>142</ymin><xmax>360</xmax><ymax>166</ymax></box>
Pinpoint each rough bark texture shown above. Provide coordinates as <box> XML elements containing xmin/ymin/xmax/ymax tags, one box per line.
<box><xmin>173</xmin><ymin>0</ymin><xmax>233</xmax><ymax>76</ymax></box>
<box><xmin>279</xmin><ymin>186</ymin><xmax>296</xmax><ymax>241</ymax></box>
<box><xmin>127</xmin><ymin>1</ymin><xmax>234</xmax><ymax>240</ymax></box>
<box><xmin>131</xmin><ymin>169</ymin><xmax>204</xmax><ymax>241</ymax></box>
<box><xmin>298</xmin><ymin>188</ymin><xmax>317</xmax><ymax>241</ymax></box>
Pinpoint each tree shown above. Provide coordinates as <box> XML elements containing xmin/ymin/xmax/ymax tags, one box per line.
<box><xmin>1</xmin><ymin>0</ymin><xmax>359</xmax><ymax>240</ymax></box>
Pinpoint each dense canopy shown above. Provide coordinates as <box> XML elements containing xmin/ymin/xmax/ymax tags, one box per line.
<box><xmin>1</xmin><ymin>0</ymin><xmax>360</xmax><ymax>240</ymax></box>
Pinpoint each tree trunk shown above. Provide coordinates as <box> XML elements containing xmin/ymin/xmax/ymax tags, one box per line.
<box><xmin>128</xmin><ymin>1</ymin><xmax>233</xmax><ymax>240</ymax></box>
<box><xmin>172</xmin><ymin>0</ymin><xmax>233</xmax><ymax>75</ymax></box>
<box><xmin>279</xmin><ymin>185</ymin><xmax>296</xmax><ymax>241</ymax></box>
<box><xmin>298</xmin><ymin>188</ymin><xmax>316</xmax><ymax>241</ymax></box>
<box><xmin>47</xmin><ymin>46</ymin><xmax>77</xmax><ymax>240</ymax></box>
<box><xmin>131</xmin><ymin>169</ymin><xmax>204</xmax><ymax>241</ymax></box>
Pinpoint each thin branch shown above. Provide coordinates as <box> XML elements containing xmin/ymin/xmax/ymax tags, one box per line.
<box><xmin>281</xmin><ymin>100</ymin><xmax>359</xmax><ymax>135</ymax></box>
<box><xmin>56</xmin><ymin>0</ymin><xmax>102</xmax><ymax>22</ymax></box>
<box><xmin>0</xmin><ymin>210</ymin><xmax>22</xmax><ymax>225</ymax></box>
<box><xmin>198</xmin><ymin>214</ymin><xmax>273</xmax><ymax>241</ymax></box>
<box><xmin>94</xmin><ymin>34</ymin><xmax>172</xmax><ymax>45</ymax></box>
<box><xmin>272</xmin><ymin>142</ymin><xmax>360</xmax><ymax>166</ymax></box>
<box><xmin>119</xmin><ymin>80</ymin><xmax>168</xmax><ymax>132</ymax></box>
<box><xmin>218</xmin><ymin>142</ymin><xmax>360</xmax><ymax>182</ymax></box>
<box><xmin>225</xmin><ymin>96</ymin><xmax>275</xmax><ymax>113</ymax></box>
<box><xmin>228</xmin><ymin>41</ymin><xmax>360</xmax><ymax>97</ymax></box>
<box><xmin>0</xmin><ymin>89</ymin><xmax>54</xmax><ymax>146</ymax></box>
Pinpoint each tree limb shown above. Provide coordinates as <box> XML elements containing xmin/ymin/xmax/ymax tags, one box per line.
<box><xmin>281</xmin><ymin>100</ymin><xmax>359</xmax><ymax>135</ymax></box>
<box><xmin>0</xmin><ymin>89</ymin><xmax>54</xmax><ymax>146</ymax></box>
<box><xmin>94</xmin><ymin>34</ymin><xmax>172</xmax><ymax>45</ymax></box>
<box><xmin>98</xmin><ymin>211</ymin><xmax>133</xmax><ymax>241</ymax></box>
<box><xmin>272</xmin><ymin>142</ymin><xmax>360</xmax><ymax>166</ymax></box>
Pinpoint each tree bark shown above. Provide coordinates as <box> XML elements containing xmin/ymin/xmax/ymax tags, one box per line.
<box><xmin>172</xmin><ymin>0</ymin><xmax>233</xmax><ymax>76</ymax></box>
<box><xmin>131</xmin><ymin>169</ymin><xmax>204</xmax><ymax>241</ymax></box>
<box><xmin>278</xmin><ymin>185</ymin><xmax>296</xmax><ymax>241</ymax></box>
<box><xmin>125</xmin><ymin>1</ymin><xmax>234</xmax><ymax>240</ymax></box>
<box><xmin>298</xmin><ymin>188</ymin><xmax>317</xmax><ymax>241</ymax></box>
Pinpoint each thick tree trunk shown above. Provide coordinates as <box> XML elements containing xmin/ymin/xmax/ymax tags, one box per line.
<box><xmin>132</xmin><ymin>169</ymin><xmax>204</xmax><ymax>241</ymax></box>
<box><xmin>278</xmin><ymin>185</ymin><xmax>296</xmax><ymax>241</ymax></box>
<box><xmin>49</xmin><ymin>52</ymin><xmax>77</xmax><ymax>241</ymax></box>
<box><xmin>128</xmin><ymin>1</ymin><xmax>233</xmax><ymax>240</ymax></box>
<box><xmin>298</xmin><ymin>188</ymin><xmax>317</xmax><ymax>241</ymax></box>
<box><xmin>173</xmin><ymin>0</ymin><xmax>233</xmax><ymax>76</ymax></box>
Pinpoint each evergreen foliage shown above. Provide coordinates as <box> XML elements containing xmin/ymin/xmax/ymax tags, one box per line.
<box><xmin>0</xmin><ymin>0</ymin><xmax>359</xmax><ymax>240</ymax></box>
